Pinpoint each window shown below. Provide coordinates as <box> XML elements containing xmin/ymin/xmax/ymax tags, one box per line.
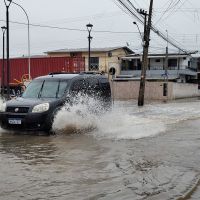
<box><xmin>88</xmin><ymin>78</ymin><xmax>99</xmax><ymax>89</ymax></box>
<box><xmin>198</xmin><ymin>73</ymin><xmax>200</xmax><ymax>89</ymax></box>
<box><xmin>57</xmin><ymin>81</ymin><xmax>68</xmax><ymax>98</ymax></box>
<box><xmin>85</xmin><ymin>78</ymin><xmax>100</xmax><ymax>96</ymax></box>
<box><xmin>70</xmin><ymin>52</ymin><xmax>81</xmax><ymax>57</ymax></box>
<box><xmin>23</xmin><ymin>80</ymin><xmax>68</xmax><ymax>98</ymax></box>
<box><xmin>90</xmin><ymin>57</ymin><xmax>99</xmax><ymax>71</ymax></box>
<box><xmin>71</xmin><ymin>79</ymin><xmax>88</xmax><ymax>93</ymax></box>
<box><xmin>168</xmin><ymin>59</ymin><xmax>177</xmax><ymax>69</ymax></box>
<box><xmin>23</xmin><ymin>80</ymin><xmax>43</xmax><ymax>98</ymax></box>
<box><xmin>108</xmin><ymin>52</ymin><xmax>112</xmax><ymax>57</ymax></box>
<box><xmin>121</xmin><ymin>59</ymin><xmax>141</xmax><ymax>71</ymax></box>
<box><xmin>41</xmin><ymin>81</ymin><xmax>58</xmax><ymax>98</ymax></box>
<box><xmin>100</xmin><ymin>78</ymin><xmax>110</xmax><ymax>90</ymax></box>
<box><xmin>155</xmin><ymin>59</ymin><xmax>160</xmax><ymax>63</ymax></box>
<box><xmin>188</xmin><ymin>61</ymin><xmax>191</xmax><ymax>67</ymax></box>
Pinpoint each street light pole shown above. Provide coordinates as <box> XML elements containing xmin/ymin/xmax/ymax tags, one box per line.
<box><xmin>86</xmin><ymin>23</ymin><xmax>93</xmax><ymax>71</ymax></box>
<box><xmin>1</xmin><ymin>26</ymin><xmax>7</xmax><ymax>97</ymax></box>
<box><xmin>8</xmin><ymin>0</ymin><xmax>31</xmax><ymax>80</ymax></box>
<box><xmin>4</xmin><ymin>0</ymin><xmax>12</xmax><ymax>99</ymax></box>
<box><xmin>133</xmin><ymin>21</ymin><xmax>143</xmax><ymax>42</ymax></box>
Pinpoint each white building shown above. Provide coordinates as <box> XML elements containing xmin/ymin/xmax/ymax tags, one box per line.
<box><xmin>119</xmin><ymin>53</ymin><xmax>197</xmax><ymax>83</ymax></box>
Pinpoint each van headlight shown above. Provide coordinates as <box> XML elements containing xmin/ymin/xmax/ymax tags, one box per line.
<box><xmin>0</xmin><ymin>103</ymin><xmax>6</xmax><ymax>112</ymax></box>
<box><xmin>32</xmin><ymin>103</ymin><xmax>49</xmax><ymax>113</ymax></box>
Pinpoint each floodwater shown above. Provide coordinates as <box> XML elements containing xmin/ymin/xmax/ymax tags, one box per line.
<box><xmin>0</xmin><ymin>98</ymin><xmax>200</xmax><ymax>200</ymax></box>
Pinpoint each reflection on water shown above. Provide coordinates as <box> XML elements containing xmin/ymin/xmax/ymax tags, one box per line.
<box><xmin>0</xmin><ymin>134</ymin><xmax>57</xmax><ymax>165</ymax></box>
<box><xmin>0</xmin><ymin>99</ymin><xmax>200</xmax><ymax>199</ymax></box>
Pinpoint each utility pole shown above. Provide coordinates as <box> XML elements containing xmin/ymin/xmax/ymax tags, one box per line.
<box><xmin>1</xmin><ymin>26</ymin><xmax>7</xmax><ymax>97</ymax></box>
<box><xmin>198</xmin><ymin>58</ymin><xmax>200</xmax><ymax>90</ymax></box>
<box><xmin>4</xmin><ymin>0</ymin><xmax>12</xmax><ymax>100</ymax></box>
<box><xmin>163</xmin><ymin>30</ymin><xmax>168</xmax><ymax>97</ymax></box>
<box><xmin>138</xmin><ymin>0</ymin><xmax>154</xmax><ymax>106</ymax></box>
<box><xmin>6</xmin><ymin>4</ymin><xmax>10</xmax><ymax>99</ymax></box>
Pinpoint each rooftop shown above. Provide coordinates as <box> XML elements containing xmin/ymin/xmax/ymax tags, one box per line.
<box><xmin>122</xmin><ymin>52</ymin><xmax>193</xmax><ymax>59</ymax></box>
<box><xmin>45</xmin><ymin>46</ymin><xmax>134</xmax><ymax>54</ymax></box>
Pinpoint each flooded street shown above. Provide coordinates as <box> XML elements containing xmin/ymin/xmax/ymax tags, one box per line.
<box><xmin>0</xmin><ymin>99</ymin><xmax>200</xmax><ymax>200</ymax></box>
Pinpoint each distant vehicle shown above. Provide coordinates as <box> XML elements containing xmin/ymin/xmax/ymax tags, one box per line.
<box><xmin>0</xmin><ymin>72</ymin><xmax>111</xmax><ymax>133</ymax></box>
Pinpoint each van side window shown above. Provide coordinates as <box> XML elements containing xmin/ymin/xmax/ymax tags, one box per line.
<box><xmin>100</xmin><ymin>78</ymin><xmax>110</xmax><ymax>90</ymax></box>
<box><xmin>99</xmin><ymin>78</ymin><xmax>111</xmax><ymax>98</ymax></box>
<box><xmin>41</xmin><ymin>81</ymin><xmax>58</xmax><ymax>98</ymax></box>
<box><xmin>71</xmin><ymin>79</ymin><xmax>88</xmax><ymax>93</ymax></box>
<box><xmin>88</xmin><ymin>78</ymin><xmax>99</xmax><ymax>89</ymax></box>
<box><xmin>57</xmin><ymin>81</ymin><xmax>68</xmax><ymax>98</ymax></box>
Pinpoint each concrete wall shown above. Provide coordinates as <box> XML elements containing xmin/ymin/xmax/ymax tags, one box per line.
<box><xmin>112</xmin><ymin>81</ymin><xmax>200</xmax><ymax>100</ymax></box>
<box><xmin>172</xmin><ymin>83</ymin><xmax>200</xmax><ymax>99</ymax></box>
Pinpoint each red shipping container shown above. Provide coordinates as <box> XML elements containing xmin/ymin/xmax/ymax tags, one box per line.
<box><xmin>0</xmin><ymin>56</ymin><xmax>85</xmax><ymax>86</ymax></box>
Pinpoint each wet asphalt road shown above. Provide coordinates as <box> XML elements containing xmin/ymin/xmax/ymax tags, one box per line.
<box><xmin>0</xmin><ymin>100</ymin><xmax>200</xmax><ymax>200</ymax></box>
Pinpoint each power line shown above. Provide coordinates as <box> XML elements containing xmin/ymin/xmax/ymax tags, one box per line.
<box><xmin>0</xmin><ymin>19</ymin><xmax>140</xmax><ymax>34</ymax></box>
<box><xmin>114</xmin><ymin>0</ymin><xmax>195</xmax><ymax>54</ymax></box>
<box><xmin>3</xmin><ymin>17</ymin><xmax>199</xmax><ymax>50</ymax></box>
<box><xmin>161</xmin><ymin>0</ymin><xmax>191</xmax><ymax>22</ymax></box>
<box><xmin>113</xmin><ymin>0</ymin><xmax>143</xmax><ymax>23</ymax></box>
<box><xmin>155</xmin><ymin>8</ymin><xmax>200</xmax><ymax>12</ymax></box>
<box><xmin>155</xmin><ymin>0</ymin><xmax>182</xmax><ymax>24</ymax></box>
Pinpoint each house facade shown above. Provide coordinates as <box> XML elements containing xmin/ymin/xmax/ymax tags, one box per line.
<box><xmin>119</xmin><ymin>53</ymin><xmax>197</xmax><ymax>83</ymax></box>
<box><xmin>46</xmin><ymin>46</ymin><xmax>133</xmax><ymax>75</ymax></box>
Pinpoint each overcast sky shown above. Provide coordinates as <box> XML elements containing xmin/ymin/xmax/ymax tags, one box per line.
<box><xmin>0</xmin><ymin>0</ymin><xmax>200</xmax><ymax>57</ymax></box>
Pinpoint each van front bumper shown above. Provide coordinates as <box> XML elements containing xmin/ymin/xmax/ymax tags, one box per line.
<box><xmin>0</xmin><ymin>111</ymin><xmax>51</xmax><ymax>132</ymax></box>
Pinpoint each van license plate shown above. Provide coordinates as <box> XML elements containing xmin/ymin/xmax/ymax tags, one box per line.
<box><xmin>8</xmin><ymin>119</ymin><xmax>22</xmax><ymax>125</ymax></box>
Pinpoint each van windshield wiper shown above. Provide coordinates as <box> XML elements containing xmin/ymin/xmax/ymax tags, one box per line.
<box><xmin>56</xmin><ymin>81</ymin><xmax>60</xmax><ymax>98</ymax></box>
<box><xmin>38</xmin><ymin>80</ymin><xmax>45</xmax><ymax>98</ymax></box>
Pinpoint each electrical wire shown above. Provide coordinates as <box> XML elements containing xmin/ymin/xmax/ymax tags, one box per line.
<box><xmin>155</xmin><ymin>0</ymin><xmax>182</xmax><ymax>24</ymax></box>
<box><xmin>0</xmin><ymin>19</ymin><xmax>140</xmax><ymax>34</ymax></box>
<box><xmin>114</xmin><ymin>0</ymin><xmax>196</xmax><ymax>54</ymax></box>
<box><xmin>161</xmin><ymin>0</ymin><xmax>192</xmax><ymax>22</ymax></box>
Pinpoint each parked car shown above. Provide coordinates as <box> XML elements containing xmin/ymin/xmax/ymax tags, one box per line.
<box><xmin>0</xmin><ymin>72</ymin><xmax>111</xmax><ymax>133</ymax></box>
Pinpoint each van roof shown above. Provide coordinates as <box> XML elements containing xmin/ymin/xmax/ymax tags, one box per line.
<box><xmin>34</xmin><ymin>72</ymin><xmax>108</xmax><ymax>81</ymax></box>
<box><xmin>35</xmin><ymin>73</ymin><xmax>79</xmax><ymax>80</ymax></box>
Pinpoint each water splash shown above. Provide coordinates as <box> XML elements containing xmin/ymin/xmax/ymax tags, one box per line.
<box><xmin>0</xmin><ymin>98</ymin><xmax>5</xmax><ymax>111</ymax></box>
<box><xmin>93</xmin><ymin>108</ymin><xmax>166</xmax><ymax>139</ymax></box>
<box><xmin>52</xmin><ymin>94</ymin><xmax>103</xmax><ymax>134</ymax></box>
<box><xmin>52</xmin><ymin>96</ymin><xmax>163</xmax><ymax>139</ymax></box>
<box><xmin>53</xmin><ymin>98</ymin><xmax>200</xmax><ymax>140</ymax></box>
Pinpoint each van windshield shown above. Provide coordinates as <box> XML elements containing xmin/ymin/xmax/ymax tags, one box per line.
<box><xmin>22</xmin><ymin>80</ymin><xmax>68</xmax><ymax>98</ymax></box>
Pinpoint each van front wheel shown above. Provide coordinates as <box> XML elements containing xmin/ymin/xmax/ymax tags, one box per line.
<box><xmin>46</xmin><ymin>108</ymin><xmax>61</xmax><ymax>134</ymax></box>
